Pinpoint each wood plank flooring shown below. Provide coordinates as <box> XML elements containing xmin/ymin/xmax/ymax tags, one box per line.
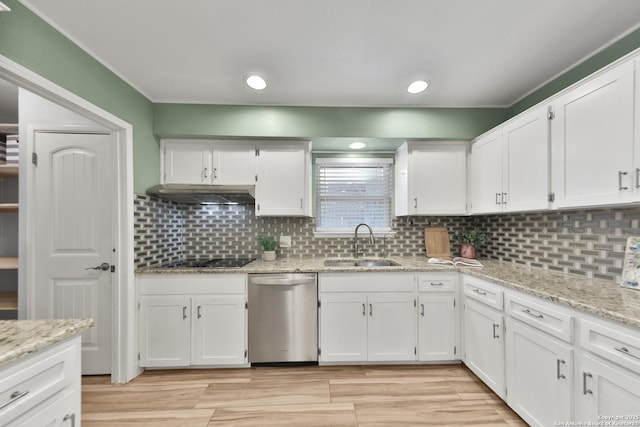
<box><xmin>82</xmin><ymin>364</ymin><xmax>527</xmax><ymax>426</ymax></box>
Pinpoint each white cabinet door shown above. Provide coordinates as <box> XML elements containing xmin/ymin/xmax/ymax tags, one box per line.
<box><xmin>470</xmin><ymin>130</ymin><xmax>503</xmax><ymax>214</ymax></box>
<box><xmin>163</xmin><ymin>140</ymin><xmax>212</xmax><ymax>184</ymax></box>
<box><xmin>211</xmin><ymin>142</ymin><xmax>256</xmax><ymax>185</ymax></box>
<box><xmin>464</xmin><ymin>298</ymin><xmax>505</xmax><ymax>398</ymax></box>
<box><xmin>319</xmin><ymin>293</ymin><xmax>368</xmax><ymax>362</ymax></box>
<box><xmin>506</xmin><ymin>319</ymin><xmax>573</xmax><ymax>427</ymax></box>
<box><xmin>410</xmin><ymin>143</ymin><xmax>467</xmax><ymax>215</ymax></box>
<box><xmin>576</xmin><ymin>353</ymin><xmax>640</xmax><ymax>421</ymax></box>
<box><xmin>367</xmin><ymin>293</ymin><xmax>417</xmax><ymax>362</ymax></box>
<box><xmin>255</xmin><ymin>142</ymin><xmax>311</xmax><ymax>216</ymax></box>
<box><xmin>502</xmin><ymin>105</ymin><xmax>550</xmax><ymax>212</ymax></box>
<box><xmin>192</xmin><ymin>295</ymin><xmax>247</xmax><ymax>366</ymax></box>
<box><xmin>551</xmin><ymin>60</ymin><xmax>635</xmax><ymax>208</ymax></box>
<box><xmin>139</xmin><ymin>295</ymin><xmax>191</xmax><ymax>367</ymax></box>
<box><xmin>418</xmin><ymin>293</ymin><xmax>457</xmax><ymax>361</ymax></box>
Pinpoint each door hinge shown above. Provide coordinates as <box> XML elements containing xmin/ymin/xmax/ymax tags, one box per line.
<box><xmin>547</xmin><ymin>110</ymin><xmax>555</xmax><ymax>120</ymax></box>
<box><xmin>32</xmin><ymin>152</ymin><xmax>38</xmax><ymax>166</ymax></box>
<box><xmin>548</xmin><ymin>192</ymin><xmax>555</xmax><ymax>202</ymax></box>
<box><xmin>110</xmin><ymin>265</ymin><xmax>116</xmax><ymax>273</ymax></box>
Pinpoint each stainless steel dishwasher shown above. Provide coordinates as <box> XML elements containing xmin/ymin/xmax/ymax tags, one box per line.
<box><xmin>248</xmin><ymin>273</ymin><xmax>318</xmax><ymax>364</ymax></box>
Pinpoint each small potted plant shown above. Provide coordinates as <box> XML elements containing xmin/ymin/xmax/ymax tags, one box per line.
<box><xmin>453</xmin><ymin>229</ymin><xmax>487</xmax><ymax>259</ymax></box>
<box><xmin>257</xmin><ymin>236</ymin><xmax>279</xmax><ymax>261</ymax></box>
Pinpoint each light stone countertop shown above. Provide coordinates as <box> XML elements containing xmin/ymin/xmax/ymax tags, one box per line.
<box><xmin>0</xmin><ymin>318</ymin><xmax>94</xmax><ymax>368</ymax></box>
<box><xmin>136</xmin><ymin>257</ymin><xmax>640</xmax><ymax>329</ymax></box>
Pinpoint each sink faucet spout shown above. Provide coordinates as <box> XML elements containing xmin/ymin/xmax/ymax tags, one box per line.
<box><xmin>354</xmin><ymin>223</ymin><xmax>375</xmax><ymax>259</ymax></box>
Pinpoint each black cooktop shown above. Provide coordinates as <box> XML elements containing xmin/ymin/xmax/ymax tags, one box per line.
<box><xmin>157</xmin><ymin>258</ymin><xmax>255</xmax><ymax>269</ymax></box>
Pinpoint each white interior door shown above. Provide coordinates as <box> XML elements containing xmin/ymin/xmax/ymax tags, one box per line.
<box><xmin>33</xmin><ymin>131</ymin><xmax>114</xmax><ymax>375</ymax></box>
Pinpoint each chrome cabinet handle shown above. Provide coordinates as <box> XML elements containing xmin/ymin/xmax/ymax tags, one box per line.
<box><xmin>430</xmin><ymin>282</ymin><xmax>444</xmax><ymax>287</ymax></box>
<box><xmin>197</xmin><ymin>305</ymin><xmax>202</xmax><ymax>319</ymax></box>
<box><xmin>86</xmin><ymin>262</ymin><xmax>110</xmax><ymax>271</ymax></box>
<box><xmin>492</xmin><ymin>323</ymin><xmax>500</xmax><ymax>339</ymax></box>
<box><xmin>522</xmin><ymin>309</ymin><xmax>544</xmax><ymax>319</ymax></box>
<box><xmin>203</xmin><ymin>167</ymin><xmax>208</xmax><ymax>179</ymax></box>
<box><xmin>636</xmin><ymin>168</ymin><xmax>640</xmax><ymax>189</ymax></box>
<box><xmin>300</xmin><ymin>198</ymin><xmax>303</xmax><ymax>209</ymax></box>
<box><xmin>556</xmin><ymin>359</ymin><xmax>566</xmax><ymax>379</ymax></box>
<box><xmin>495</xmin><ymin>193</ymin><xmax>500</xmax><ymax>205</ymax></box>
<box><xmin>414</xmin><ymin>198</ymin><xmax>418</xmax><ymax>209</ymax></box>
<box><xmin>362</xmin><ymin>303</ymin><xmax>366</xmax><ymax>316</ymax></box>
<box><xmin>0</xmin><ymin>390</ymin><xmax>29</xmax><ymax>410</ymax></box>
<box><xmin>213</xmin><ymin>168</ymin><xmax>218</xmax><ymax>179</ymax></box>
<box><xmin>473</xmin><ymin>288</ymin><xmax>487</xmax><ymax>296</ymax></box>
<box><xmin>502</xmin><ymin>192</ymin><xmax>507</xmax><ymax>204</ymax></box>
<box><xmin>619</xmin><ymin>171</ymin><xmax>628</xmax><ymax>190</ymax></box>
<box><xmin>369</xmin><ymin>303</ymin><xmax>373</xmax><ymax>316</ymax></box>
<box><xmin>182</xmin><ymin>306</ymin><xmax>187</xmax><ymax>319</ymax></box>
<box><xmin>583</xmin><ymin>372</ymin><xmax>593</xmax><ymax>395</ymax></box>
<box><xmin>420</xmin><ymin>304</ymin><xmax>425</xmax><ymax>317</ymax></box>
<box><xmin>615</xmin><ymin>346</ymin><xmax>640</xmax><ymax>360</ymax></box>
<box><xmin>63</xmin><ymin>413</ymin><xmax>76</xmax><ymax>427</ymax></box>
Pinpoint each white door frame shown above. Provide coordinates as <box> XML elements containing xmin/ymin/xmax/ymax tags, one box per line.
<box><xmin>0</xmin><ymin>54</ymin><xmax>138</xmax><ymax>383</ymax></box>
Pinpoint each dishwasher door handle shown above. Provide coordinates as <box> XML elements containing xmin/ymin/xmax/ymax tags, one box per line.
<box><xmin>250</xmin><ymin>275</ymin><xmax>317</xmax><ymax>286</ymax></box>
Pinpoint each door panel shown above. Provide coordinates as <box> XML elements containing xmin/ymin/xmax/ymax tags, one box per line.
<box><xmin>34</xmin><ymin>132</ymin><xmax>114</xmax><ymax>374</ymax></box>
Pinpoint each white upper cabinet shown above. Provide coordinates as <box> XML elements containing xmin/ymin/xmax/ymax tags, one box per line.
<box><xmin>255</xmin><ymin>141</ymin><xmax>312</xmax><ymax>217</ymax></box>
<box><xmin>470</xmin><ymin>130</ymin><xmax>504</xmax><ymax>214</ymax></box>
<box><xmin>395</xmin><ymin>141</ymin><xmax>468</xmax><ymax>216</ymax></box>
<box><xmin>550</xmin><ymin>59</ymin><xmax>635</xmax><ymax>208</ymax></box>
<box><xmin>470</xmin><ymin>105</ymin><xmax>550</xmax><ymax>214</ymax></box>
<box><xmin>161</xmin><ymin>139</ymin><xmax>255</xmax><ymax>185</ymax></box>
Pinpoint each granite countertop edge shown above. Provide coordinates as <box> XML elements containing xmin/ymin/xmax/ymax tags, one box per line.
<box><xmin>0</xmin><ymin>318</ymin><xmax>95</xmax><ymax>368</ymax></box>
<box><xmin>136</xmin><ymin>257</ymin><xmax>640</xmax><ymax>329</ymax></box>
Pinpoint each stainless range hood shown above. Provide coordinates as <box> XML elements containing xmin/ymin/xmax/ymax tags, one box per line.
<box><xmin>146</xmin><ymin>184</ymin><xmax>255</xmax><ymax>205</ymax></box>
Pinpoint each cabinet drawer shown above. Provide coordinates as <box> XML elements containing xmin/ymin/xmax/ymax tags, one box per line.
<box><xmin>0</xmin><ymin>338</ymin><xmax>78</xmax><ymax>425</ymax></box>
<box><xmin>417</xmin><ymin>275</ymin><xmax>456</xmax><ymax>292</ymax></box>
<box><xmin>506</xmin><ymin>293</ymin><xmax>573</xmax><ymax>343</ymax></box>
<box><xmin>580</xmin><ymin>318</ymin><xmax>640</xmax><ymax>374</ymax></box>
<box><xmin>463</xmin><ymin>276</ymin><xmax>503</xmax><ymax>310</ymax></box>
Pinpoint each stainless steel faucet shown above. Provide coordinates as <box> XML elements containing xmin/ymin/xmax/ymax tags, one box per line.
<box><xmin>354</xmin><ymin>223</ymin><xmax>375</xmax><ymax>259</ymax></box>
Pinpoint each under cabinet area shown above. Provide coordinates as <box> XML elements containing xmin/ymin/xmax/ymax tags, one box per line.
<box><xmin>137</xmin><ymin>274</ymin><xmax>248</xmax><ymax>368</ymax></box>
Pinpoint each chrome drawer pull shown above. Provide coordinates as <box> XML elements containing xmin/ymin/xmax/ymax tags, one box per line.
<box><xmin>619</xmin><ymin>171</ymin><xmax>628</xmax><ymax>191</ymax></box>
<box><xmin>369</xmin><ymin>303</ymin><xmax>373</xmax><ymax>317</ymax></box>
<box><xmin>197</xmin><ymin>305</ymin><xmax>202</xmax><ymax>319</ymax></box>
<box><xmin>0</xmin><ymin>390</ymin><xmax>29</xmax><ymax>410</ymax></box>
<box><xmin>615</xmin><ymin>346</ymin><xmax>640</xmax><ymax>360</ymax></box>
<box><xmin>430</xmin><ymin>282</ymin><xmax>445</xmax><ymax>286</ymax></box>
<box><xmin>522</xmin><ymin>309</ymin><xmax>544</xmax><ymax>319</ymax></box>
<box><xmin>362</xmin><ymin>303</ymin><xmax>366</xmax><ymax>316</ymax></box>
<box><xmin>636</xmin><ymin>168</ymin><xmax>640</xmax><ymax>189</ymax></box>
<box><xmin>556</xmin><ymin>359</ymin><xmax>566</xmax><ymax>379</ymax></box>
<box><xmin>492</xmin><ymin>323</ymin><xmax>500</xmax><ymax>339</ymax></box>
<box><xmin>182</xmin><ymin>306</ymin><xmax>188</xmax><ymax>320</ymax></box>
<box><xmin>63</xmin><ymin>413</ymin><xmax>76</xmax><ymax>427</ymax></box>
<box><xmin>473</xmin><ymin>288</ymin><xmax>487</xmax><ymax>296</ymax></box>
<box><xmin>583</xmin><ymin>372</ymin><xmax>593</xmax><ymax>395</ymax></box>
<box><xmin>420</xmin><ymin>303</ymin><xmax>425</xmax><ymax>317</ymax></box>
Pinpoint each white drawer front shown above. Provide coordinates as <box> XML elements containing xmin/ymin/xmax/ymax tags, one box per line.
<box><xmin>506</xmin><ymin>293</ymin><xmax>573</xmax><ymax>342</ymax></box>
<box><xmin>580</xmin><ymin>318</ymin><xmax>640</xmax><ymax>374</ymax></box>
<box><xmin>463</xmin><ymin>276</ymin><xmax>503</xmax><ymax>310</ymax></box>
<box><xmin>417</xmin><ymin>275</ymin><xmax>456</xmax><ymax>292</ymax></box>
<box><xmin>0</xmin><ymin>339</ymin><xmax>78</xmax><ymax>425</ymax></box>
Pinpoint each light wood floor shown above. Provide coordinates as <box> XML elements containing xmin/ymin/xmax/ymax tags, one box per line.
<box><xmin>82</xmin><ymin>364</ymin><xmax>527</xmax><ymax>426</ymax></box>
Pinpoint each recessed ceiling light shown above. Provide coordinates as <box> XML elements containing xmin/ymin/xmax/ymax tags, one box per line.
<box><xmin>407</xmin><ymin>80</ymin><xmax>429</xmax><ymax>94</ymax></box>
<box><xmin>246</xmin><ymin>75</ymin><xmax>266</xmax><ymax>90</ymax></box>
<box><xmin>0</xmin><ymin>2</ymin><xmax>11</xmax><ymax>12</ymax></box>
<box><xmin>349</xmin><ymin>142</ymin><xmax>366</xmax><ymax>150</ymax></box>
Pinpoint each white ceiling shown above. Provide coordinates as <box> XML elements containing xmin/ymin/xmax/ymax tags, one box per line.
<box><xmin>15</xmin><ymin>0</ymin><xmax>640</xmax><ymax>108</ymax></box>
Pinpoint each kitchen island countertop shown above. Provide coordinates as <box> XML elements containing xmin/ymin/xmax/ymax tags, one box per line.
<box><xmin>137</xmin><ymin>257</ymin><xmax>640</xmax><ymax>329</ymax></box>
<box><xmin>0</xmin><ymin>318</ymin><xmax>94</xmax><ymax>368</ymax></box>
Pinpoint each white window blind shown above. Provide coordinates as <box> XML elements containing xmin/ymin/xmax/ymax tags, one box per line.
<box><xmin>315</xmin><ymin>158</ymin><xmax>393</xmax><ymax>232</ymax></box>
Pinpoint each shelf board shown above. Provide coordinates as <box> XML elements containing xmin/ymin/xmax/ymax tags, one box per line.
<box><xmin>0</xmin><ymin>257</ymin><xmax>18</xmax><ymax>269</ymax></box>
<box><xmin>0</xmin><ymin>164</ymin><xmax>18</xmax><ymax>177</ymax></box>
<box><xmin>0</xmin><ymin>203</ymin><xmax>18</xmax><ymax>213</ymax></box>
<box><xmin>0</xmin><ymin>292</ymin><xmax>18</xmax><ymax>311</ymax></box>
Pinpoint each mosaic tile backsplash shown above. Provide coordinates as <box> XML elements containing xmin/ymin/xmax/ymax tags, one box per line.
<box><xmin>134</xmin><ymin>194</ymin><xmax>638</xmax><ymax>283</ymax></box>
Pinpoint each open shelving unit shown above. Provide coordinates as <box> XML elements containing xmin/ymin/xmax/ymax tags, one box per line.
<box><xmin>0</xmin><ymin>159</ymin><xmax>19</xmax><ymax>318</ymax></box>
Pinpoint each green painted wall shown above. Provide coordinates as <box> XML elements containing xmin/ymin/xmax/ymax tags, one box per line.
<box><xmin>508</xmin><ymin>26</ymin><xmax>640</xmax><ymax>118</ymax></box>
<box><xmin>153</xmin><ymin>104</ymin><xmax>507</xmax><ymax>140</ymax></box>
<box><xmin>0</xmin><ymin>0</ymin><xmax>158</xmax><ymax>193</ymax></box>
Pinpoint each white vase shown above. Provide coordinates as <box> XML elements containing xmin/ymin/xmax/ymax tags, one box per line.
<box><xmin>262</xmin><ymin>251</ymin><xmax>277</xmax><ymax>262</ymax></box>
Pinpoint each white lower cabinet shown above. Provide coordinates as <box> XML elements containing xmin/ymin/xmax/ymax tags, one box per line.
<box><xmin>137</xmin><ymin>274</ymin><xmax>248</xmax><ymax>368</ymax></box>
<box><xmin>505</xmin><ymin>319</ymin><xmax>573</xmax><ymax>426</ymax></box>
<box><xmin>417</xmin><ymin>273</ymin><xmax>459</xmax><ymax>361</ymax></box>
<box><xmin>464</xmin><ymin>297</ymin><xmax>505</xmax><ymax>398</ymax></box>
<box><xmin>318</xmin><ymin>273</ymin><xmax>417</xmax><ymax>363</ymax></box>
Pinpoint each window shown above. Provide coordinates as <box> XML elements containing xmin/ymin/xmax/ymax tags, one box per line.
<box><xmin>315</xmin><ymin>157</ymin><xmax>393</xmax><ymax>234</ymax></box>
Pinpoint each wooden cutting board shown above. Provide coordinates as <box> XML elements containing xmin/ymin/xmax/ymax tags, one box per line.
<box><xmin>424</xmin><ymin>227</ymin><xmax>451</xmax><ymax>259</ymax></box>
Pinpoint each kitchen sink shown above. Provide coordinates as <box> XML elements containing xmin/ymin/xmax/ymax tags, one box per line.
<box><xmin>324</xmin><ymin>259</ymin><xmax>401</xmax><ymax>267</ymax></box>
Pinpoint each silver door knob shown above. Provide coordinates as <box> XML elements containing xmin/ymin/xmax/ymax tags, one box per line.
<box><xmin>86</xmin><ymin>262</ymin><xmax>110</xmax><ymax>271</ymax></box>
